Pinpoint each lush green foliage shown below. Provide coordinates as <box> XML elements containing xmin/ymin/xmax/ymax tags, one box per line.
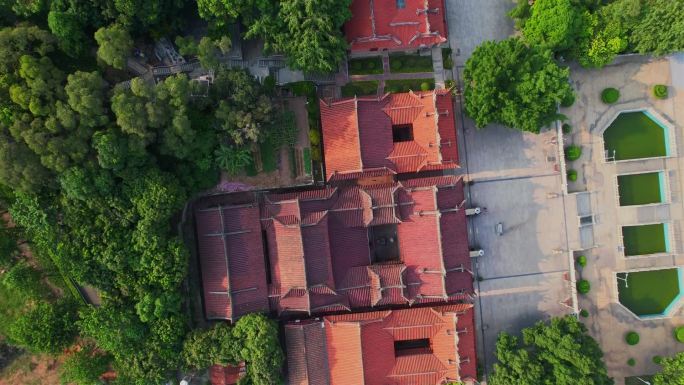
<box><xmin>630</xmin><ymin>0</ymin><xmax>684</xmax><ymax>56</ymax></box>
<box><xmin>577</xmin><ymin>279</ymin><xmax>591</xmax><ymax>294</ymax></box>
<box><xmin>389</xmin><ymin>54</ymin><xmax>434</xmax><ymax>73</ymax></box>
<box><xmin>653</xmin><ymin>84</ymin><xmax>668</xmax><ymax>99</ymax></box>
<box><xmin>385</xmin><ymin>78</ymin><xmax>435</xmax><ymax>93</ymax></box>
<box><xmin>489</xmin><ymin>316</ymin><xmax>612</xmax><ymax>385</ymax></box>
<box><xmin>59</xmin><ymin>344</ymin><xmax>111</xmax><ymax>385</ymax></box>
<box><xmin>627</xmin><ymin>358</ymin><xmax>636</xmax><ymax>366</ymax></box>
<box><xmin>601</xmin><ymin>88</ymin><xmax>620</xmax><ymax>104</ymax></box>
<box><xmin>625</xmin><ymin>331</ymin><xmax>640</xmax><ymax>345</ymax></box>
<box><xmin>654</xmin><ymin>352</ymin><xmax>684</xmax><ymax>385</ymax></box>
<box><xmin>94</xmin><ymin>24</ymin><xmax>133</xmax><ymax>70</ymax></box>
<box><xmin>562</xmin><ymin>123</ymin><xmax>572</xmax><ymax>134</ymax></box>
<box><xmin>512</xmin><ymin>0</ymin><xmax>684</xmax><ymax>67</ymax></box>
<box><xmin>565</xmin><ymin>145</ymin><xmax>582</xmax><ymax>161</ymax></box>
<box><xmin>579</xmin><ymin>309</ymin><xmax>589</xmax><ymax>317</ymax></box>
<box><xmin>654</xmin><ymin>355</ymin><xmax>663</xmax><ymax>364</ymax></box>
<box><xmin>8</xmin><ymin>300</ymin><xmax>78</xmax><ymax>353</ymax></box>
<box><xmin>567</xmin><ymin>169</ymin><xmax>578</xmax><ymax>182</ymax></box>
<box><xmin>198</xmin><ymin>0</ymin><xmax>352</xmax><ymax>73</ymax></box>
<box><xmin>182</xmin><ymin>314</ymin><xmax>284</xmax><ymax>385</ymax></box>
<box><xmin>348</xmin><ymin>57</ymin><xmax>383</xmax><ymax>75</ymax></box>
<box><xmin>464</xmin><ymin>38</ymin><xmax>573</xmax><ymax>133</ymax></box>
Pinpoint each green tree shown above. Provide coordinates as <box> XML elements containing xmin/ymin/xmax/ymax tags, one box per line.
<box><xmin>59</xmin><ymin>344</ymin><xmax>111</xmax><ymax>385</ymax></box>
<box><xmin>630</xmin><ymin>0</ymin><xmax>684</xmax><ymax>56</ymax></box>
<box><xmin>9</xmin><ymin>300</ymin><xmax>78</xmax><ymax>353</ymax></box>
<box><xmin>463</xmin><ymin>38</ymin><xmax>573</xmax><ymax>133</ymax></box>
<box><xmin>654</xmin><ymin>352</ymin><xmax>684</xmax><ymax>385</ymax></box>
<box><xmin>94</xmin><ymin>24</ymin><xmax>133</xmax><ymax>70</ymax></box>
<box><xmin>522</xmin><ymin>0</ymin><xmax>591</xmax><ymax>55</ymax></box>
<box><xmin>1</xmin><ymin>261</ymin><xmax>47</xmax><ymax>299</ymax></box>
<box><xmin>490</xmin><ymin>316</ymin><xmax>613</xmax><ymax>385</ymax></box>
<box><xmin>233</xmin><ymin>314</ymin><xmax>284</xmax><ymax>385</ymax></box>
<box><xmin>47</xmin><ymin>11</ymin><xmax>89</xmax><ymax>57</ymax></box>
<box><xmin>181</xmin><ymin>324</ymin><xmax>239</xmax><ymax>370</ymax></box>
<box><xmin>64</xmin><ymin>71</ymin><xmax>109</xmax><ymax>128</ymax></box>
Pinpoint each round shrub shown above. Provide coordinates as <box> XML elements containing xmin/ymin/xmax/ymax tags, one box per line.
<box><xmin>577</xmin><ymin>279</ymin><xmax>590</xmax><ymax>294</ymax></box>
<box><xmin>627</xmin><ymin>358</ymin><xmax>636</xmax><ymax>367</ymax></box>
<box><xmin>310</xmin><ymin>145</ymin><xmax>322</xmax><ymax>162</ymax></box>
<box><xmin>565</xmin><ymin>145</ymin><xmax>582</xmax><ymax>161</ymax></box>
<box><xmin>601</xmin><ymin>88</ymin><xmax>620</xmax><ymax>104</ymax></box>
<box><xmin>579</xmin><ymin>309</ymin><xmax>589</xmax><ymax>318</ymax></box>
<box><xmin>561</xmin><ymin>92</ymin><xmax>576</xmax><ymax>107</ymax></box>
<box><xmin>576</xmin><ymin>255</ymin><xmax>587</xmax><ymax>267</ymax></box>
<box><xmin>653</xmin><ymin>84</ymin><xmax>668</xmax><ymax>99</ymax></box>
<box><xmin>567</xmin><ymin>169</ymin><xmax>578</xmax><ymax>182</ymax></box>
<box><xmin>674</xmin><ymin>326</ymin><xmax>684</xmax><ymax>343</ymax></box>
<box><xmin>562</xmin><ymin>123</ymin><xmax>572</xmax><ymax>134</ymax></box>
<box><xmin>626</xmin><ymin>331</ymin><xmax>640</xmax><ymax>345</ymax></box>
<box><xmin>653</xmin><ymin>355</ymin><xmax>663</xmax><ymax>364</ymax></box>
<box><xmin>420</xmin><ymin>82</ymin><xmax>431</xmax><ymax>91</ymax></box>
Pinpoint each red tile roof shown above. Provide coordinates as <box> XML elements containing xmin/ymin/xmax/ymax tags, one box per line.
<box><xmin>321</xmin><ymin>91</ymin><xmax>458</xmax><ymax>181</ymax></box>
<box><xmin>285</xmin><ymin>304</ymin><xmax>477</xmax><ymax>385</ymax></box>
<box><xmin>345</xmin><ymin>0</ymin><xmax>448</xmax><ymax>52</ymax></box>
<box><xmin>195</xmin><ymin>202</ymin><xmax>270</xmax><ymax>321</ymax></box>
<box><xmin>195</xmin><ymin>176</ymin><xmax>473</xmax><ymax>318</ymax></box>
<box><xmin>209</xmin><ymin>363</ymin><xmax>246</xmax><ymax>385</ymax></box>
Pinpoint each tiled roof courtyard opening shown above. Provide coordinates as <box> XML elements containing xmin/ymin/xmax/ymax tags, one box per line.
<box><xmin>369</xmin><ymin>224</ymin><xmax>400</xmax><ymax>263</ymax></box>
<box><xmin>392</xmin><ymin>123</ymin><xmax>414</xmax><ymax>142</ymax></box>
<box><xmin>394</xmin><ymin>338</ymin><xmax>432</xmax><ymax>356</ymax></box>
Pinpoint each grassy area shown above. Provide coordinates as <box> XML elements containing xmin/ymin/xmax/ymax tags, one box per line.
<box><xmin>604</xmin><ymin>111</ymin><xmax>668</xmax><ymax>160</ymax></box>
<box><xmin>618</xmin><ymin>269</ymin><xmax>680</xmax><ymax>316</ymax></box>
<box><xmin>618</xmin><ymin>172</ymin><xmax>663</xmax><ymax>206</ymax></box>
<box><xmin>341</xmin><ymin>81</ymin><xmax>379</xmax><ymax>97</ymax></box>
<box><xmin>385</xmin><ymin>78</ymin><xmax>435</xmax><ymax>93</ymax></box>
<box><xmin>348</xmin><ymin>56</ymin><xmax>383</xmax><ymax>75</ymax></box>
<box><xmin>622</xmin><ymin>223</ymin><xmax>667</xmax><ymax>256</ymax></box>
<box><xmin>389</xmin><ymin>54</ymin><xmax>434</xmax><ymax>73</ymax></box>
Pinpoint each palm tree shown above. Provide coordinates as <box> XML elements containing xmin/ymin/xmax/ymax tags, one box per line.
<box><xmin>214</xmin><ymin>145</ymin><xmax>252</xmax><ymax>175</ymax></box>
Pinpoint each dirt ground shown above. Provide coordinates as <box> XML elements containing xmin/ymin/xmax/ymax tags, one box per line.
<box><xmin>0</xmin><ymin>353</ymin><xmax>62</xmax><ymax>385</ymax></box>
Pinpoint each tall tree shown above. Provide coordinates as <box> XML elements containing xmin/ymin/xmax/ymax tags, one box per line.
<box><xmin>463</xmin><ymin>38</ymin><xmax>573</xmax><ymax>133</ymax></box>
<box><xmin>8</xmin><ymin>300</ymin><xmax>79</xmax><ymax>354</ymax></box>
<box><xmin>490</xmin><ymin>316</ymin><xmax>613</xmax><ymax>385</ymax></box>
<box><xmin>522</xmin><ymin>0</ymin><xmax>591</xmax><ymax>56</ymax></box>
<box><xmin>94</xmin><ymin>24</ymin><xmax>133</xmax><ymax>70</ymax></box>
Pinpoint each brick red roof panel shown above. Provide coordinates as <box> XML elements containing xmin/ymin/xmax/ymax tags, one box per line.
<box><xmin>345</xmin><ymin>0</ymin><xmax>448</xmax><ymax>51</ymax></box>
<box><xmin>321</xmin><ymin>99</ymin><xmax>363</xmax><ymax>180</ymax></box>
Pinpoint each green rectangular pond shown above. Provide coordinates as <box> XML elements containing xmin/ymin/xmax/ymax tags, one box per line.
<box><xmin>603</xmin><ymin>111</ymin><xmax>668</xmax><ymax>160</ymax></box>
<box><xmin>618</xmin><ymin>172</ymin><xmax>664</xmax><ymax>206</ymax></box>
<box><xmin>617</xmin><ymin>268</ymin><xmax>682</xmax><ymax>317</ymax></box>
<box><xmin>622</xmin><ymin>223</ymin><xmax>668</xmax><ymax>256</ymax></box>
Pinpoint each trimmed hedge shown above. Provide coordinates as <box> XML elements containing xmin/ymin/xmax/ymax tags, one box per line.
<box><xmin>576</xmin><ymin>255</ymin><xmax>587</xmax><ymax>267</ymax></box>
<box><xmin>627</xmin><ymin>358</ymin><xmax>636</xmax><ymax>367</ymax></box>
<box><xmin>579</xmin><ymin>309</ymin><xmax>589</xmax><ymax>318</ymax></box>
<box><xmin>626</xmin><ymin>331</ymin><xmax>640</xmax><ymax>345</ymax></box>
<box><xmin>674</xmin><ymin>326</ymin><xmax>684</xmax><ymax>343</ymax></box>
<box><xmin>562</xmin><ymin>123</ymin><xmax>572</xmax><ymax>134</ymax></box>
<box><xmin>601</xmin><ymin>88</ymin><xmax>620</xmax><ymax>104</ymax></box>
<box><xmin>565</xmin><ymin>145</ymin><xmax>582</xmax><ymax>161</ymax></box>
<box><xmin>577</xmin><ymin>279</ymin><xmax>590</xmax><ymax>294</ymax></box>
<box><xmin>561</xmin><ymin>92</ymin><xmax>576</xmax><ymax>107</ymax></box>
<box><xmin>348</xmin><ymin>57</ymin><xmax>383</xmax><ymax>75</ymax></box>
<box><xmin>653</xmin><ymin>84</ymin><xmax>668</xmax><ymax>99</ymax></box>
<box><xmin>653</xmin><ymin>355</ymin><xmax>663</xmax><ymax>364</ymax></box>
<box><xmin>567</xmin><ymin>169</ymin><xmax>578</xmax><ymax>182</ymax></box>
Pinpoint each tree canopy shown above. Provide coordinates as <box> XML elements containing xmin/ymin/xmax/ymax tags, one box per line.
<box><xmin>654</xmin><ymin>352</ymin><xmax>684</xmax><ymax>385</ymax></box>
<box><xmin>463</xmin><ymin>38</ymin><xmax>573</xmax><ymax>133</ymax></box>
<box><xmin>197</xmin><ymin>0</ymin><xmax>352</xmax><ymax>73</ymax></box>
<box><xmin>490</xmin><ymin>316</ymin><xmax>613</xmax><ymax>385</ymax></box>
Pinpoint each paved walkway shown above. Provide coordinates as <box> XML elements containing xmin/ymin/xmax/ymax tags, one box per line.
<box><xmin>565</xmin><ymin>55</ymin><xmax>684</xmax><ymax>384</ymax></box>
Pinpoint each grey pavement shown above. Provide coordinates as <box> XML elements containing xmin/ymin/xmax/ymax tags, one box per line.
<box><xmin>446</xmin><ymin>0</ymin><xmax>516</xmax><ymax>66</ymax></box>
